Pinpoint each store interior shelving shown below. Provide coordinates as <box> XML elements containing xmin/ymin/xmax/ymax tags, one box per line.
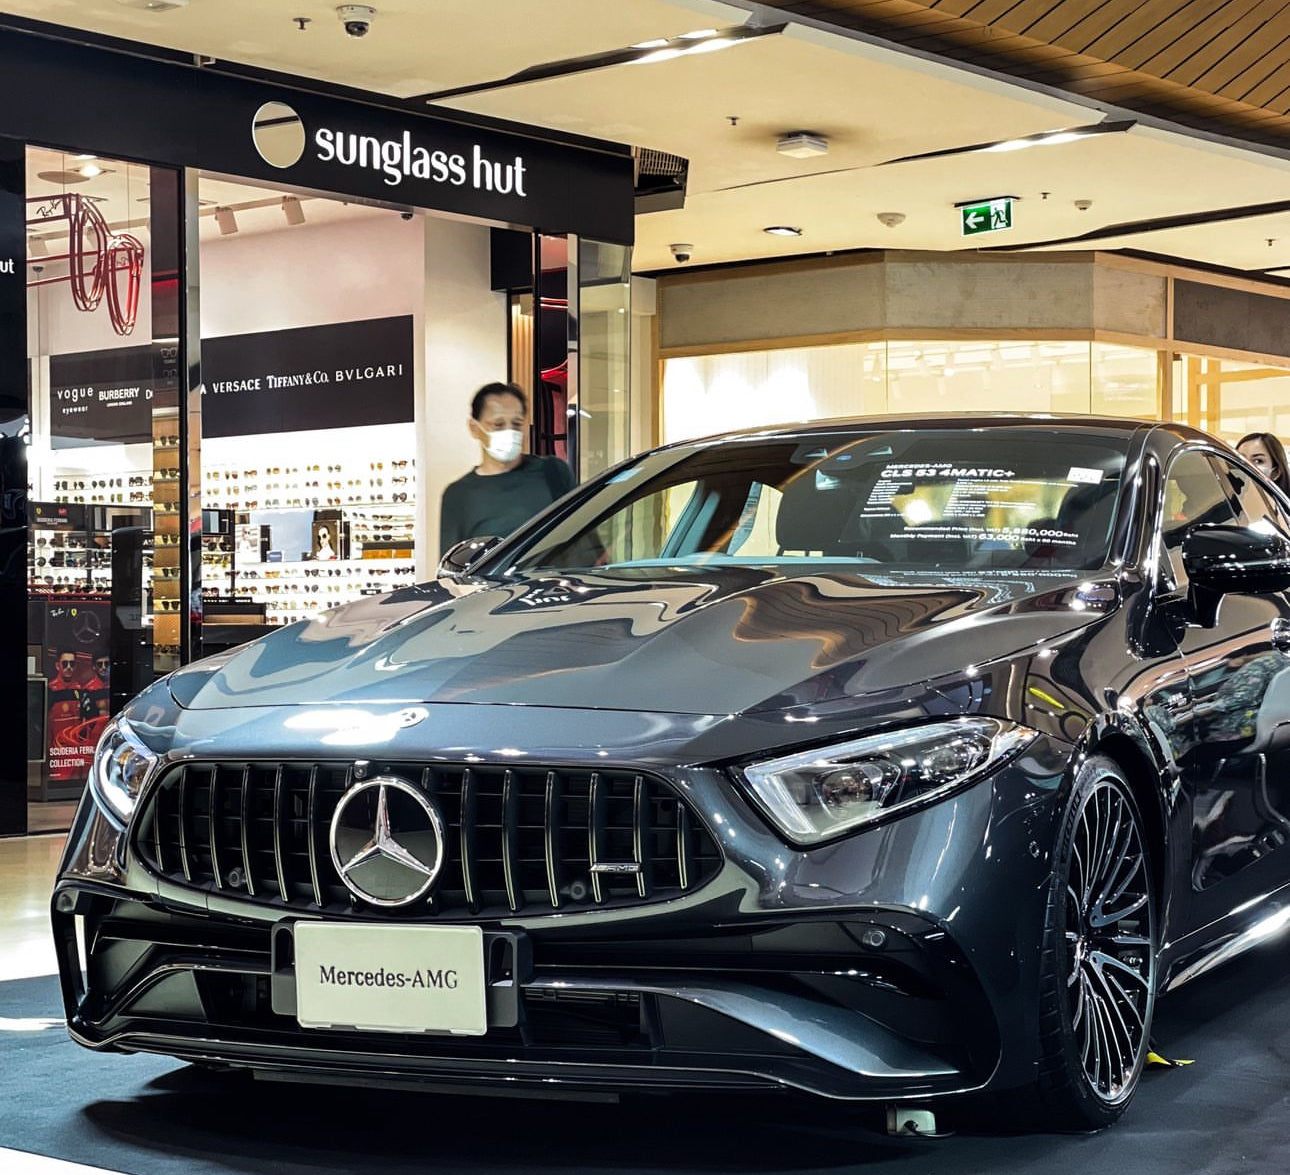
<box><xmin>200</xmin><ymin>427</ymin><xmax>418</xmax><ymax>627</ymax></box>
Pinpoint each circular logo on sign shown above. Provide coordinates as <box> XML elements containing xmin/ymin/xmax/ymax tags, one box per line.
<box><xmin>329</xmin><ymin>776</ymin><xmax>445</xmax><ymax>908</ymax></box>
<box><xmin>252</xmin><ymin>101</ymin><xmax>306</xmax><ymax>169</ymax></box>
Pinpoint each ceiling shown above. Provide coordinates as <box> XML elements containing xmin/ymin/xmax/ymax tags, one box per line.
<box><xmin>9</xmin><ymin>0</ymin><xmax>1290</xmax><ymax>275</ymax></box>
<box><xmin>25</xmin><ymin>145</ymin><xmax>389</xmax><ymax>254</ymax></box>
<box><xmin>760</xmin><ymin>0</ymin><xmax>1290</xmax><ymax>146</ymax></box>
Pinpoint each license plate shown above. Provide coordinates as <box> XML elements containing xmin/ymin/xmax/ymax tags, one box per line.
<box><xmin>293</xmin><ymin>923</ymin><xmax>487</xmax><ymax>1035</ymax></box>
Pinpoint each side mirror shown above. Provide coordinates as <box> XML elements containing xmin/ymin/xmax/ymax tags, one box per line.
<box><xmin>437</xmin><ymin>535</ymin><xmax>501</xmax><ymax>579</ymax></box>
<box><xmin>1181</xmin><ymin>523</ymin><xmax>1290</xmax><ymax>626</ymax></box>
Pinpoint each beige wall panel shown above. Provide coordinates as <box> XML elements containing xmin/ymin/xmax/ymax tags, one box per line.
<box><xmin>883</xmin><ymin>259</ymin><xmax>1094</xmax><ymax>329</ymax></box>
<box><xmin>1092</xmin><ymin>266</ymin><xmax>1167</xmax><ymax>337</ymax></box>
<box><xmin>659</xmin><ymin>264</ymin><xmax>886</xmax><ymax>349</ymax></box>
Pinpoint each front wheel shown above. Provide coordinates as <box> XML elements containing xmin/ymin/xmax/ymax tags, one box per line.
<box><xmin>1033</xmin><ymin>756</ymin><xmax>1158</xmax><ymax>1130</ymax></box>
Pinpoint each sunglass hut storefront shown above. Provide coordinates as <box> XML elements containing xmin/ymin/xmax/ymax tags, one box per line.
<box><xmin>0</xmin><ymin>19</ymin><xmax>635</xmax><ymax>835</ymax></box>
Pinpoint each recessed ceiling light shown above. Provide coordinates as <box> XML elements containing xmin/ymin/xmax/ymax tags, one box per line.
<box><xmin>115</xmin><ymin>0</ymin><xmax>190</xmax><ymax>11</ymax></box>
<box><xmin>79</xmin><ymin>163</ymin><xmax>104</xmax><ymax>178</ymax></box>
<box><xmin>763</xmin><ymin>225</ymin><xmax>802</xmax><ymax>236</ymax></box>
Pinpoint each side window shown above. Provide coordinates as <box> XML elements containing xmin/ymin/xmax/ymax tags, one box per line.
<box><xmin>1212</xmin><ymin>454</ymin><xmax>1281</xmax><ymax>530</ymax></box>
<box><xmin>1158</xmin><ymin>451</ymin><xmax>1239</xmax><ymax>590</ymax></box>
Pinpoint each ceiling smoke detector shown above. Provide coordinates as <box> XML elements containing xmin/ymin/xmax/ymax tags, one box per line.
<box><xmin>777</xmin><ymin>131</ymin><xmax>829</xmax><ymax>159</ymax></box>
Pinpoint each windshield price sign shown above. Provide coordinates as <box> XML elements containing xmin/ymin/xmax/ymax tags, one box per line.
<box><xmin>960</xmin><ymin>197</ymin><xmax>1013</xmax><ymax>237</ymax></box>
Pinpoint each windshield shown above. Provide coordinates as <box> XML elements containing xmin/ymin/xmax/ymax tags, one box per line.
<box><xmin>496</xmin><ymin>427</ymin><xmax>1132</xmax><ymax>579</ymax></box>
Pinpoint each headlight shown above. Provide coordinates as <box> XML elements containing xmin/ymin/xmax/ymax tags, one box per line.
<box><xmin>737</xmin><ymin>717</ymin><xmax>1037</xmax><ymax>845</ymax></box>
<box><xmin>90</xmin><ymin>717</ymin><xmax>157</xmax><ymax>826</ymax></box>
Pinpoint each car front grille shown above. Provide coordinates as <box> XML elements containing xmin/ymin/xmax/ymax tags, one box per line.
<box><xmin>134</xmin><ymin>760</ymin><xmax>722</xmax><ymax>918</ymax></box>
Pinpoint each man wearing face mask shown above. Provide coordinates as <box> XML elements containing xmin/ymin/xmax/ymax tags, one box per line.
<box><xmin>438</xmin><ymin>382</ymin><xmax>575</xmax><ymax>555</ymax></box>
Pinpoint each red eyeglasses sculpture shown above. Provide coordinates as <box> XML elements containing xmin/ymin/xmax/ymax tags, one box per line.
<box><xmin>27</xmin><ymin>193</ymin><xmax>145</xmax><ymax>336</ymax></box>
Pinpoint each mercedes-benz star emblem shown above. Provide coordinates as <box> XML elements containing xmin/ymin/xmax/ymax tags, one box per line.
<box><xmin>329</xmin><ymin>776</ymin><xmax>445</xmax><ymax>908</ymax></box>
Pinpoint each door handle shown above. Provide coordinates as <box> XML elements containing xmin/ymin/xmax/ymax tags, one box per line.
<box><xmin>1272</xmin><ymin>618</ymin><xmax>1290</xmax><ymax>653</ymax></box>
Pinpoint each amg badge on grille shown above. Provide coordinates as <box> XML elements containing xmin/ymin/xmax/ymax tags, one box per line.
<box><xmin>329</xmin><ymin>776</ymin><xmax>445</xmax><ymax>908</ymax></box>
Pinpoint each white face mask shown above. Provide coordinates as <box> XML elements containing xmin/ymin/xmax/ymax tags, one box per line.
<box><xmin>484</xmin><ymin>427</ymin><xmax>523</xmax><ymax>464</ymax></box>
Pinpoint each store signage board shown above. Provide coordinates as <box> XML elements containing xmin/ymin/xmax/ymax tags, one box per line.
<box><xmin>29</xmin><ymin>501</ymin><xmax>88</xmax><ymax>532</ymax></box>
<box><xmin>202</xmin><ymin>315</ymin><xmax>414</xmax><ymax>438</ymax></box>
<box><xmin>48</xmin><ymin>345</ymin><xmax>171</xmax><ymax>448</ymax></box>
<box><xmin>0</xmin><ymin>138</ymin><xmax>21</xmax><ymax>420</ymax></box>
<box><xmin>960</xmin><ymin>198</ymin><xmax>1013</xmax><ymax>237</ymax></box>
<box><xmin>0</xmin><ymin>29</ymin><xmax>634</xmax><ymax>245</ymax></box>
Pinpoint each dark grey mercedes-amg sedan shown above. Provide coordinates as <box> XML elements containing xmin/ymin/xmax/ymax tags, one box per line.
<box><xmin>53</xmin><ymin>416</ymin><xmax>1290</xmax><ymax>1131</ymax></box>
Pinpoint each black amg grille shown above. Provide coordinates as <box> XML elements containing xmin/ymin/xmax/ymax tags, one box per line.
<box><xmin>135</xmin><ymin>761</ymin><xmax>722</xmax><ymax>918</ymax></box>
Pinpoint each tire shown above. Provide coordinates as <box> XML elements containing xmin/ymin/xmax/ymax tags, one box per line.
<box><xmin>1032</xmin><ymin>755</ymin><xmax>1158</xmax><ymax>1131</ymax></box>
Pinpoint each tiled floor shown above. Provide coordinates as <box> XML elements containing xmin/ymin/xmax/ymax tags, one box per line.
<box><xmin>0</xmin><ymin>835</ymin><xmax>63</xmax><ymax>981</ymax></box>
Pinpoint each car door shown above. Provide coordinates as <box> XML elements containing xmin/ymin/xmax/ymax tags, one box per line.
<box><xmin>1156</xmin><ymin>448</ymin><xmax>1290</xmax><ymax>935</ymax></box>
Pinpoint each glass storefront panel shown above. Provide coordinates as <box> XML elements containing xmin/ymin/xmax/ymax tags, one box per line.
<box><xmin>25</xmin><ymin>145</ymin><xmax>181</xmax><ymax>823</ymax></box>
<box><xmin>577</xmin><ymin>239</ymin><xmax>631</xmax><ymax>479</ymax></box>
<box><xmin>886</xmin><ymin>340</ymin><xmax>1091</xmax><ymax>414</ymax></box>
<box><xmin>196</xmin><ymin>176</ymin><xmax>420</xmax><ymax>638</ymax></box>
<box><xmin>1209</xmin><ymin>357</ymin><xmax>1290</xmax><ymax>443</ymax></box>
<box><xmin>663</xmin><ymin>339</ymin><xmax>1164</xmax><ymax>446</ymax></box>
<box><xmin>1168</xmin><ymin>353</ymin><xmax>1290</xmax><ymax>441</ymax></box>
<box><xmin>662</xmin><ymin>342</ymin><xmax>885</xmax><ymax>445</ymax></box>
<box><xmin>1091</xmin><ymin>343</ymin><xmax>1159</xmax><ymax>419</ymax></box>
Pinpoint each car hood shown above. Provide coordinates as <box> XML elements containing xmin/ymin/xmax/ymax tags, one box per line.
<box><xmin>170</xmin><ymin>568</ymin><xmax>1111</xmax><ymax>715</ymax></box>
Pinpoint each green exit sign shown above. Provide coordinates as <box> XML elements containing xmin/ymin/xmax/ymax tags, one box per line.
<box><xmin>960</xmin><ymin>197</ymin><xmax>1013</xmax><ymax>237</ymax></box>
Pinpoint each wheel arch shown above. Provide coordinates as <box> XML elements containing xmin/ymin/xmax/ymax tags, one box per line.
<box><xmin>1084</xmin><ymin>727</ymin><xmax>1171</xmax><ymax>929</ymax></box>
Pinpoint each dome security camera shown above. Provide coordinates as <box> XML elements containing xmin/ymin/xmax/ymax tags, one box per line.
<box><xmin>876</xmin><ymin>211</ymin><xmax>906</xmax><ymax>228</ymax></box>
<box><xmin>669</xmin><ymin>243</ymin><xmax>694</xmax><ymax>264</ymax></box>
<box><xmin>337</xmin><ymin>4</ymin><xmax>376</xmax><ymax>37</ymax></box>
<box><xmin>1074</xmin><ymin>199</ymin><xmax>1093</xmax><ymax>211</ymax></box>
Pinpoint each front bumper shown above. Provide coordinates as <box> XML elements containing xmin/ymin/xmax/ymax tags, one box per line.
<box><xmin>53</xmin><ymin>735</ymin><xmax>1070</xmax><ymax>1102</ymax></box>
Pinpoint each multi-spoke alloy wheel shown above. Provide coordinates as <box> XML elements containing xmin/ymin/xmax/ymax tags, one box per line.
<box><xmin>1034</xmin><ymin>756</ymin><xmax>1157</xmax><ymax>1130</ymax></box>
<box><xmin>1064</xmin><ymin>779</ymin><xmax>1154</xmax><ymax>1102</ymax></box>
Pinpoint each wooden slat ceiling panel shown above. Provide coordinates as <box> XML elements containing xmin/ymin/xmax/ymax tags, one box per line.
<box><xmin>1196</xmin><ymin>8</ymin><xmax>1290</xmax><ymax>93</ymax></box>
<box><xmin>1165</xmin><ymin>5</ymin><xmax>1287</xmax><ymax>87</ymax></box>
<box><xmin>1076</xmin><ymin>1</ymin><xmax>1240</xmax><ymax>65</ymax></box>
<box><xmin>1131</xmin><ymin>2</ymin><xmax>1265</xmax><ymax>77</ymax></box>
<box><xmin>1239</xmin><ymin>58</ymin><xmax>1290</xmax><ymax>108</ymax></box>
<box><xmin>761</xmin><ymin>0</ymin><xmax>1290</xmax><ymax>146</ymax></box>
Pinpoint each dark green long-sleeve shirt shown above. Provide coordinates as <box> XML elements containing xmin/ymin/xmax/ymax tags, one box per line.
<box><xmin>438</xmin><ymin>455</ymin><xmax>574</xmax><ymax>555</ymax></box>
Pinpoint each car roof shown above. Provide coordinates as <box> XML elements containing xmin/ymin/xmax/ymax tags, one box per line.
<box><xmin>663</xmin><ymin>413</ymin><xmax>1221</xmax><ymax>450</ymax></box>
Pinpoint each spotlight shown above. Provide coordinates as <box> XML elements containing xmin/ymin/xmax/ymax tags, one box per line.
<box><xmin>281</xmin><ymin>196</ymin><xmax>306</xmax><ymax>225</ymax></box>
<box><xmin>214</xmin><ymin>207</ymin><xmax>239</xmax><ymax>235</ymax></box>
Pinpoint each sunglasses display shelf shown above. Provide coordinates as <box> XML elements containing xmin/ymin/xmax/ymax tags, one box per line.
<box><xmin>49</xmin><ymin>471</ymin><xmax>154</xmax><ymax>508</ymax></box>
<box><xmin>27</xmin><ymin>528</ymin><xmax>120</xmax><ymax>595</ymax></box>
<box><xmin>199</xmin><ymin>497</ymin><xmax>417</xmax><ymax>627</ymax></box>
<box><xmin>200</xmin><ymin>456</ymin><xmax>415</xmax><ymax>512</ymax></box>
<box><xmin>202</xmin><ymin>556</ymin><xmax>419</xmax><ymax>627</ymax></box>
<box><xmin>150</xmin><ymin>421</ymin><xmax>183</xmax><ymax>671</ymax></box>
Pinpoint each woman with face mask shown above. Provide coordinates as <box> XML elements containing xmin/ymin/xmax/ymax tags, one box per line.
<box><xmin>438</xmin><ymin>382</ymin><xmax>575</xmax><ymax>555</ymax></box>
<box><xmin>1236</xmin><ymin>431</ymin><xmax>1290</xmax><ymax>496</ymax></box>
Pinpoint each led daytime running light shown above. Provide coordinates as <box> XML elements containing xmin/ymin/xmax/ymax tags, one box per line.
<box><xmin>739</xmin><ymin>718</ymin><xmax>1036</xmax><ymax>845</ymax></box>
